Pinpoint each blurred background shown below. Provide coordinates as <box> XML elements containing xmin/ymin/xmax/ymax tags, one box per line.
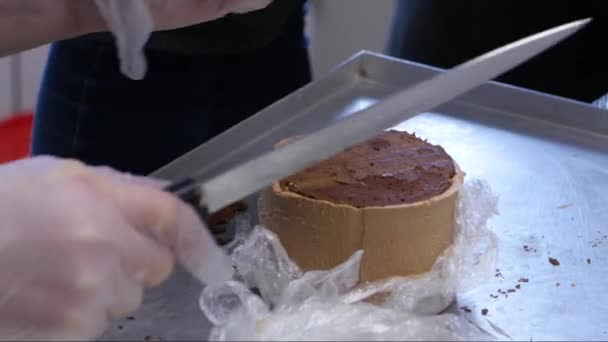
<box><xmin>3</xmin><ymin>1</ymin><xmax>603</xmax><ymax>164</ymax></box>
<box><xmin>0</xmin><ymin>0</ymin><xmax>395</xmax><ymax>162</ymax></box>
<box><xmin>0</xmin><ymin>0</ymin><xmax>395</xmax><ymax>120</ymax></box>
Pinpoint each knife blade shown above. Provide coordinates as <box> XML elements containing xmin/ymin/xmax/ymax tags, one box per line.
<box><xmin>168</xmin><ymin>18</ymin><xmax>589</xmax><ymax>215</ymax></box>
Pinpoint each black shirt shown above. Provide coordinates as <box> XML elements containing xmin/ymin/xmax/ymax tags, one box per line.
<box><xmin>91</xmin><ymin>0</ymin><xmax>305</xmax><ymax>56</ymax></box>
<box><xmin>386</xmin><ymin>0</ymin><xmax>608</xmax><ymax>101</ymax></box>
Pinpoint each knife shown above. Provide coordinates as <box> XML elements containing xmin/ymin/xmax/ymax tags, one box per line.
<box><xmin>165</xmin><ymin>18</ymin><xmax>589</xmax><ymax>232</ymax></box>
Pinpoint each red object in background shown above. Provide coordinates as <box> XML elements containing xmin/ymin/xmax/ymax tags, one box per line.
<box><xmin>0</xmin><ymin>111</ymin><xmax>33</xmax><ymax>163</ymax></box>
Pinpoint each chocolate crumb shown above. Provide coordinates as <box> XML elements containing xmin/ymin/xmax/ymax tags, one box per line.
<box><xmin>460</xmin><ymin>306</ymin><xmax>472</xmax><ymax>313</ymax></box>
<box><xmin>145</xmin><ymin>336</ymin><xmax>151</xmax><ymax>341</ymax></box>
<box><xmin>118</xmin><ymin>325</ymin><xmax>124</xmax><ymax>330</ymax></box>
<box><xmin>507</xmin><ymin>289</ymin><xmax>516</xmax><ymax>293</ymax></box>
<box><xmin>127</xmin><ymin>316</ymin><xmax>135</xmax><ymax>321</ymax></box>
<box><xmin>490</xmin><ymin>294</ymin><xmax>499</xmax><ymax>299</ymax></box>
<box><xmin>518</xmin><ymin>278</ymin><xmax>529</xmax><ymax>283</ymax></box>
<box><xmin>556</xmin><ymin>282</ymin><xmax>560</xmax><ymax>287</ymax></box>
<box><xmin>515</xmin><ymin>284</ymin><xmax>521</xmax><ymax>290</ymax></box>
<box><xmin>587</xmin><ymin>258</ymin><xmax>591</xmax><ymax>264</ymax></box>
<box><xmin>481</xmin><ymin>308</ymin><xmax>489</xmax><ymax>316</ymax></box>
<box><xmin>571</xmin><ymin>283</ymin><xmax>576</xmax><ymax>288</ymax></box>
<box><xmin>549</xmin><ymin>257</ymin><xmax>560</xmax><ymax>266</ymax></box>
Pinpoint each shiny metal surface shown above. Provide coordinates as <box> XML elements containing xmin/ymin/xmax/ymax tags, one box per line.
<box><xmin>397</xmin><ymin>113</ymin><xmax>608</xmax><ymax>341</ymax></box>
<box><xmin>106</xmin><ymin>52</ymin><xmax>608</xmax><ymax>341</ymax></box>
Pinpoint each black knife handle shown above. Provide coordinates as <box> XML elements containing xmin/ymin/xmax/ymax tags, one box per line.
<box><xmin>165</xmin><ymin>178</ymin><xmax>207</xmax><ymax>216</ymax></box>
<box><xmin>165</xmin><ymin>178</ymin><xmax>232</xmax><ymax>245</ymax></box>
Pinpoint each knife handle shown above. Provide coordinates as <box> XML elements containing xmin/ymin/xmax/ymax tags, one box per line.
<box><xmin>164</xmin><ymin>178</ymin><xmax>232</xmax><ymax>245</ymax></box>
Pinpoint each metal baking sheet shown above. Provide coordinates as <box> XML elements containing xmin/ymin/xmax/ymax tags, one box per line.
<box><xmin>104</xmin><ymin>51</ymin><xmax>608</xmax><ymax>341</ymax></box>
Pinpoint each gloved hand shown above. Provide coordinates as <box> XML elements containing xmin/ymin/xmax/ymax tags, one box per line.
<box><xmin>0</xmin><ymin>156</ymin><xmax>233</xmax><ymax>340</ymax></box>
<box><xmin>144</xmin><ymin>0</ymin><xmax>274</xmax><ymax>30</ymax></box>
<box><xmin>88</xmin><ymin>0</ymin><xmax>273</xmax><ymax>79</ymax></box>
<box><xmin>86</xmin><ymin>0</ymin><xmax>274</xmax><ymax>32</ymax></box>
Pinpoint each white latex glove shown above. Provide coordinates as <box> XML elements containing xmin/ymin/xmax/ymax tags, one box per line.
<box><xmin>0</xmin><ymin>156</ymin><xmax>233</xmax><ymax>340</ymax></box>
<box><xmin>146</xmin><ymin>0</ymin><xmax>274</xmax><ymax>30</ymax></box>
<box><xmin>92</xmin><ymin>0</ymin><xmax>273</xmax><ymax>79</ymax></box>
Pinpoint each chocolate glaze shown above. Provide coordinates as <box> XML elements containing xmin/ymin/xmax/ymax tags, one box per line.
<box><xmin>279</xmin><ymin>131</ymin><xmax>456</xmax><ymax>207</ymax></box>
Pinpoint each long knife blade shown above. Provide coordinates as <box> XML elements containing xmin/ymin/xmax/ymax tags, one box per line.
<box><xmin>194</xmin><ymin>18</ymin><xmax>589</xmax><ymax>213</ymax></box>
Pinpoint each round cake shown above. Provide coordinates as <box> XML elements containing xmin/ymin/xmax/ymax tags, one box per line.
<box><xmin>258</xmin><ymin>130</ymin><xmax>464</xmax><ymax>283</ymax></box>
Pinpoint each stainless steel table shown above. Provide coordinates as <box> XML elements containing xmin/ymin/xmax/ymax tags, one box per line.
<box><xmin>104</xmin><ymin>52</ymin><xmax>608</xmax><ymax>341</ymax></box>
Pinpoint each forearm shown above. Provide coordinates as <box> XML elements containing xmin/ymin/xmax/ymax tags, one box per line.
<box><xmin>0</xmin><ymin>0</ymin><xmax>104</xmax><ymax>56</ymax></box>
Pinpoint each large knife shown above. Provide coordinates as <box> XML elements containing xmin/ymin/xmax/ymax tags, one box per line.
<box><xmin>166</xmin><ymin>19</ymin><xmax>589</xmax><ymax>224</ymax></box>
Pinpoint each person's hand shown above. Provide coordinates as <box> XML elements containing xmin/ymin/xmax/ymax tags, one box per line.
<box><xmin>146</xmin><ymin>0</ymin><xmax>274</xmax><ymax>31</ymax></box>
<box><xmin>0</xmin><ymin>156</ymin><xmax>233</xmax><ymax>340</ymax></box>
<box><xmin>72</xmin><ymin>0</ymin><xmax>273</xmax><ymax>34</ymax></box>
<box><xmin>79</xmin><ymin>0</ymin><xmax>274</xmax><ymax>79</ymax></box>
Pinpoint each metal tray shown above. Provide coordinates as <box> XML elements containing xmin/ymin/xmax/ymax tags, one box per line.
<box><xmin>102</xmin><ymin>51</ymin><xmax>608</xmax><ymax>341</ymax></box>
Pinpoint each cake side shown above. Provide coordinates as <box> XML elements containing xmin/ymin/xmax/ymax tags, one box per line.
<box><xmin>258</xmin><ymin>130</ymin><xmax>465</xmax><ymax>283</ymax></box>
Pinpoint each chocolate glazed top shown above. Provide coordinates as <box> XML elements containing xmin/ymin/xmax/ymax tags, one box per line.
<box><xmin>279</xmin><ymin>131</ymin><xmax>456</xmax><ymax>207</ymax></box>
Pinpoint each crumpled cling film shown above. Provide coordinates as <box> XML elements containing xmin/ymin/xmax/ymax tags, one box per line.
<box><xmin>200</xmin><ymin>179</ymin><xmax>500</xmax><ymax>341</ymax></box>
<box><xmin>94</xmin><ymin>0</ymin><xmax>153</xmax><ymax>80</ymax></box>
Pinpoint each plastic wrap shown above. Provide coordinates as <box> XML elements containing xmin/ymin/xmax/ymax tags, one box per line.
<box><xmin>94</xmin><ymin>0</ymin><xmax>153</xmax><ymax>80</ymax></box>
<box><xmin>200</xmin><ymin>179</ymin><xmax>500</xmax><ymax>341</ymax></box>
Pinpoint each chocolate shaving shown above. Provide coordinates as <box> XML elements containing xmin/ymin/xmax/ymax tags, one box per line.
<box><xmin>481</xmin><ymin>308</ymin><xmax>489</xmax><ymax>316</ymax></box>
<box><xmin>495</xmin><ymin>270</ymin><xmax>503</xmax><ymax>278</ymax></box>
<box><xmin>549</xmin><ymin>257</ymin><xmax>560</xmax><ymax>266</ymax></box>
<box><xmin>460</xmin><ymin>306</ymin><xmax>472</xmax><ymax>313</ymax></box>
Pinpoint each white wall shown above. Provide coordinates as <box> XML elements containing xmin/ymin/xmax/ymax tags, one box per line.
<box><xmin>0</xmin><ymin>56</ymin><xmax>12</xmax><ymax>120</ymax></box>
<box><xmin>20</xmin><ymin>46</ymin><xmax>49</xmax><ymax>114</ymax></box>
<box><xmin>0</xmin><ymin>1</ymin><xmax>395</xmax><ymax>121</ymax></box>
<box><xmin>0</xmin><ymin>45</ymin><xmax>48</xmax><ymax>120</ymax></box>
<box><xmin>307</xmin><ymin>0</ymin><xmax>395</xmax><ymax>78</ymax></box>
